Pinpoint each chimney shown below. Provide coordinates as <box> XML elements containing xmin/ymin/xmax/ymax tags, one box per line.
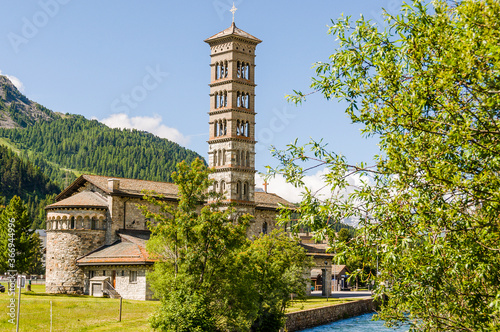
<box><xmin>108</xmin><ymin>179</ymin><xmax>120</xmax><ymax>192</ymax></box>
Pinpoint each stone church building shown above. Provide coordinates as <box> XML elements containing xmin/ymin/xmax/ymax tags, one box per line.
<box><xmin>44</xmin><ymin>22</ymin><xmax>319</xmax><ymax>301</ymax></box>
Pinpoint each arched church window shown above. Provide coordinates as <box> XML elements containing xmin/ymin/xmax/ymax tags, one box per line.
<box><xmin>213</xmin><ymin>150</ymin><xmax>218</xmax><ymax>166</ymax></box>
<box><xmin>222</xmin><ymin>149</ymin><xmax>226</xmax><ymax>165</ymax></box>
<box><xmin>237</xmin><ymin>91</ymin><xmax>241</xmax><ymax>107</ymax></box>
<box><xmin>223</xmin><ymin>91</ymin><xmax>227</xmax><ymax>107</ymax></box>
<box><xmin>215</xmin><ymin>62</ymin><xmax>219</xmax><ymax>80</ymax></box>
<box><xmin>91</xmin><ymin>217</ymin><xmax>96</xmax><ymax>230</ymax></box>
<box><xmin>241</xmin><ymin>150</ymin><xmax>245</xmax><ymax>166</ymax></box>
<box><xmin>236</xmin><ymin>181</ymin><xmax>241</xmax><ymax>198</ymax></box>
<box><xmin>214</xmin><ymin>92</ymin><xmax>218</xmax><ymax>109</ymax></box>
<box><xmin>221</xmin><ymin>181</ymin><xmax>226</xmax><ymax>193</ymax></box>
<box><xmin>243</xmin><ymin>182</ymin><xmax>248</xmax><ymax>200</ymax></box>
<box><xmin>218</xmin><ymin>149</ymin><xmax>222</xmax><ymax>165</ymax></box>
<box><xmin>224</xmin><ymin>60</ymin><xmax>228</xmax><ymax>78</ymax></box>
<box><xmin>223</xmin><ymin>119</ymin><xmax>227</xmax><ymax>135</ymax></box>
<box><xmin>246</xmin><ymin>151</ymin><xmax>250</xmax><ymax>167</ymax></box>
<box><xmin>237</xmin><ymin>61</ymin><xmax>241</xmax><ymax>78</ymax></box>
<box><xmin>70</xmin><ymin>216</ymin><xmax>75</xmax><ymax>229</ymax></box>
<box><xmin>242</xmin><ymin>94</ymin><xmax>247</xmax><ymax>109</ymax></box>
<box><xmin>241</xmin><ymin>122</ymin><xmax>245</xmax><ymax>136</ymax></box>
<box><xmin>235</xmin><ymin>150</ymin><xmax>240</xmax><ymax>165</ymax></box>
<box><xmin>262</xmin><ymin>222</ymin><xmax>268</xmax><ymax>235</ymax></box>
<box><xmin>236</xmin><ymin>120</ymin><xmax>240</xmax><ymax>135</ymax></box>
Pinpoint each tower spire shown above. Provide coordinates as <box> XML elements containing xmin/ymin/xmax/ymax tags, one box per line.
<box><xmin>230</xmin><ymin>2</ymin><xmax>237</xmax><ymax>23</ymax></box>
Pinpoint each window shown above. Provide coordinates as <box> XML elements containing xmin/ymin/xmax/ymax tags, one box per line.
<box><xmin>91</xmin><ymin>217</ymin><xmax>96</xmax><ymax>230</ymax></box>
<box><xmin>262</xmin><ymin>222</ymin><xmax>268</xmax><ymax>235</ymax></box>
<box><xmin>89</xmin><ymin>270</ymin><xmax>95</xmax><ymax>278</ymax></box>
<box><xmin>130</xmin><ymin>270</ymin><xmax>137</xmax><ymax>283</ymax></box>
<box><xmin>121</xmin><ymin>270</ymin><xmax>125</xmax><ymax>277</ymax></box>
<box><xmin>103</xmin><ymin>270</ymin><xmax>106</xmax><ymax>276</ymax></box>
<box><xmin>70</xmin><ymin>216</ymin><xmax>75</xmax><ymax>229</ymax></box>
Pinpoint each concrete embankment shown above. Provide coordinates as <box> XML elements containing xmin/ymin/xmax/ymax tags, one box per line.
<box><xmin>285</xmin><ymin>298</ymin><xmax>377</xmax><ymax>331</ymax></box>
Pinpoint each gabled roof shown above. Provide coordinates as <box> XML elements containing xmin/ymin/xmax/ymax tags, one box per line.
<box><xmin>205</xmin><ymin>22</ymin><xmax>262</xmax><ymax>44</ymax></box>
<box><xmin>57</xmin><ymin>174</ymin><xmax>294</xmax><ymax>211</ymax></box>
<box><xmin>76</xmin><ymin>230</ymin><xmax>153</xmax><ymax>266</ymax></box>
<box><xmin>57</xmin><ymin>174</ymin><xmax>178</xmax><ymax>201</ymax></box>
<box><xmin>46</xmin><ymin>191</ymin><xmax>108</xmax><ymax>210</ymax></box>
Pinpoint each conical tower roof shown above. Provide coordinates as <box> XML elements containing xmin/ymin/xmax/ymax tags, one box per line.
<box><xmin>205</xmin><ymin>22</ymin><xmax>262</xmax><ymax>44</ymax></box>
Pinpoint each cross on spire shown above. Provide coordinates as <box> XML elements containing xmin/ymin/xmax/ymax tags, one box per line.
<box><xmin>263</xmin><ymin>181</ymin><xmax>269</xmax><ymax>193</ymax></box>
<box><xmin>230</xmin><ymin>2</ymin><xmax>237</xmax><ymax>23</ymax></box>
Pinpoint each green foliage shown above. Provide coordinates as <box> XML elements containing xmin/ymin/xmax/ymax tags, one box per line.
<box><xmin>0</xmin><ymin>144</ymin><xmax>59</xmax><ymax>229</ymax></box>
<box><xmin>243</xmin><ymin>230</ymin><xmax>313</xmax><ymax>332</ymax></box>
<box><xmin>270</xmin><ymin>1</ymin><xmax>500</xmax><ymax>330</ymax></box>
<box><xmin>0</xmin><ymin>115</ymin><xmax>204</xmax><ymax>184</ymax></box>
<box><xmin>0</xmin><ymin>196</ymin><xmax>44</xmax><ymax>274</ymax></box>
<box><xmin>142</xmin><ymin>159</ymin><xmax>311</xmax><ymax>331</ymax></box>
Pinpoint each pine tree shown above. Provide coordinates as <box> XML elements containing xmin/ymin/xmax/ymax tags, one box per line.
<box><xmin>0</xmin><ymin>196</ymin><xmax>43</xmax><ymax>274</ymax></box>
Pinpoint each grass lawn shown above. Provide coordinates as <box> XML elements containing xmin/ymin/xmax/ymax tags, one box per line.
<box><xmin>0</xmin><ymin>283</ymin><xmax>365</xmax><ymax>330</ymax></box>
<box><xmin>0</xmin><ymin>284</ymin><xmax>160</xmax><ymax>332</ymax></box>
<box><xmin>286</xmin><ymin>296</ymin><xmax>362</xmax><ymax>313</ymax></box>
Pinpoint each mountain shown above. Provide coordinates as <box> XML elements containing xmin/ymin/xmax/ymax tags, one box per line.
<box><xmin>0</xmin><ymin>76</ymin><xmax>60</xmax><ymax>128</ymax></box>
<box><xmin>0</xmin><ymin>144</ymin><xmax>60</xmax><ymax>229</ymax></box>
<box><xmin>0</xmin><ymin>74</ymin><xmax>205</xmax><ymax>227</ymax></box>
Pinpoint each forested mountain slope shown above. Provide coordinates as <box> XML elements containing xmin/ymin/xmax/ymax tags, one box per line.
<box><xmin>0</xmin><ymin>74</ymin><xmax>205</xmax><ymax>228</ymax></box>
<box><xmin>0</xmin><ymin>115</ymin><xmax>203</xmax><ymax>183</ymax></box>
<box><xmin>0</xmin><ymin>144</ymin><xmax>60</xmax><ymax>228</ymax></box>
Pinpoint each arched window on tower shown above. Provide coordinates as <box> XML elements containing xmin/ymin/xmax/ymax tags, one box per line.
<box><xmin>214</xmin><ymin>181</ymin><xmax>219</xmax><ymax>192</ymax></box>
<box><xmin>241</xmin><ymin>122</ymin><xmax>245</xmax><ymax>136</ymax></box>
<box><xmin>236</xmin><ymin>181</ymin><xmax>241</xmax><ymax>199</ymax></box>
<box><xmin>220</xmin><ymin>180</ymin><xmax>226</xmax><ymax>194</ymax></box>
<box><xmin>237</xmin><ymin>61</ymin><xmax>241</xmax><ymax>78</ymax></box>
<box><xmin>236</xmin><ymin>91</ymin><xmax>241</xmax><ymax>107</ymax></box>
<box><xmin>218</xmin><ymin>149</ymin><xmax>222</xmax><ymax>165</ymax></box>
<box><xmin>223</xmin><ymin>91</ymin><xmax>227</xmax><ymax>107</ymax></box>
<box><xmin>247</xmin><ymin>93</ymin><xmax>250</xmax><ymax>109</ymax></box>
<box><xmin>223</xmin><ymin>119</ymin><xmax>227</xmax><ymax>135</ymax></box>
<box><xmin>214</xmin><ymin>92</ymin><xmax>219</xmax><ymax>109</ymax></box>
<box><xmin>224</xmin><ymin>60</ymin><xmax>228</xmax><ymax>78</ymax></box>
<box><xmin>213</xmin><ymin>150</ymin><xmax>218</xmax><ymax>166</ymax></box>
<box><xmin>235</xmin><ymin>150</ymin><xmax>240</xmax><ymax>165</ymax></box>
<box><xmin>242</xmin><ymin>93</ymin><xmax>247</xmax><ymax>109</ymax></box>
<box><xmin>70</xmin><ymin>216</ymin><xmax>75</xmax><ymax>229</ymax></box>
<box><xmin>215</xmin><ymin>62</ymin><xmax>219</xmax><ymax>80</ymax></box>
<box><xmin>236</xmin><ymin>120</ymin><xmax>241</xmax><ymax>135</ymax></box>
<box><xmin>91</xmin><ymin>217</ymin><xmax>96</xmax><ymax>230</ymax></box>
<box><xmin>222</xmin><ymin>149</ymin><xmax>226</xmax><ymax>165</ymax></box>
<box><xmin>246</xmin><ymin>151</ymin><xmax>250</xmax><ymax>167</ymax></box>
<box><xmin>241</xmin><ymin>150</ymin><xmax>245</xmax><ymax>166</ymax></box>
<box><xmin>262</xmin><ymin>222</ymin><xmax>268</xmax><ymax>235</ymax></box>
<box><xmin>243</xmin><ymin>182</ymin><xmax>248</xmax><ymax>200</ymax></box>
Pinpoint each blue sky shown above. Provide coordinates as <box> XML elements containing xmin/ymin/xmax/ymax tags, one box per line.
<box><xmin>0</xmin><ymin>0</ymin><xmax>404</xmax><ymax>201</ymax></box>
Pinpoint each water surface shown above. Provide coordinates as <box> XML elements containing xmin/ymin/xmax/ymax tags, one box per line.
<box><xmin>299</xmin><ymin>313</ymin><xmax>409</xmax><ymax>332</ymax></box>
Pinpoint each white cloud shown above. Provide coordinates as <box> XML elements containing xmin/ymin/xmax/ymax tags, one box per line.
<box><xmin>98</xmin><ymin>113</ymin><xmax>189</xmax><ymax>146</ymax></box>
<box><xmin>0</xmin><ymin>70</ymin><xmax>25</xmax><ymax>93</ymax></box>
<box><xmin>255</xmin><ymin>168</ymin><xmax>369</xmax><ymax>204</ymax></box>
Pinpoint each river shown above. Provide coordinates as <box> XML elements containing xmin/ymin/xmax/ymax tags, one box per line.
<box><xmin>299</xmin><ymin>313</ymin><xmax>410</xmax><ymax>332</ymax></box>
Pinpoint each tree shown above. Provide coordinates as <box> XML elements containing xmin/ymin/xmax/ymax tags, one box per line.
<box><xmin>0</xmin><ymin>196</ymin><xmax>44</xmax><ymax>274</ymax></box>
<box><xmin>141</xmin><ymin>159</ymin><xmax>311</xmax><ymax>331</ymax></box>
<box><xmin>269</xmin><ymin>1</ymin><xmax>500</xmax><ymax>330</ymax></box>
<box><xmin>241</xmin><ymin>230</ymin><xmax>312</xmax><ymax>331</ymax></box>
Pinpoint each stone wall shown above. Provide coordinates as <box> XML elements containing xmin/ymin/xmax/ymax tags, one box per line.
<box><xmin>45</xmin><ymin>230</ymin><xmax>106</xmax><ymax>294</ymax></box>
<box><xmin>285</xmin><ymin>298</ymin><xmax>376</xmax><ymax>332</ymax></box>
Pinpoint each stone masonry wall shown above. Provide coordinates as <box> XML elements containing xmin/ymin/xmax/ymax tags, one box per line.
<box><xmin>46</xmin><ymin>230</ymin><xmax>106</xmax><ymax>294</ymax></box>
<box><xmin>285</xmin><ymin>299</ymin><xmax>376</xmax><ymax>332</ymax></box>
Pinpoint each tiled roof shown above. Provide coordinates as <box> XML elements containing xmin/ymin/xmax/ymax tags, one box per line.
<box><xmin>254</xmin><ymin>192</ymin><xmax>294</xmax><ymax>210</ymax></box>
<box><xmin>300</xmin><ymin>242</ymin><xmax>330</xmax><ymax>254</ymax></box>
<box><xmin>46</xmin><ymin>191</ymin><xmax>108</xmax><ymax>209</ymax></box>
<box><xmin>58</xmin><ymin>174</ymin><xmax>293</xmax><ymax>210</ymax></box>
<box><xmin>76</xmin><ymin>230</ymin><xmax>153</xmax><ymax>266</ymax></box>
<box><xmin>205</xmin><ymin>22</ymin><xmax>262</xmax><ymax>43</ymax></box>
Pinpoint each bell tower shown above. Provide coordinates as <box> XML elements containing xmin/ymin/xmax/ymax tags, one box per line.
<box><xmin>205</xmin><ymin>22</ymin><xmax>261</xmax><ymax>213</ymax></box>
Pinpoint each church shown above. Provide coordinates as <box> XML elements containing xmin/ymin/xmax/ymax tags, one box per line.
<box><xmin>45</xmin><ymin>21</ymin><xmax>333</xmax><ymax>301</ymax></box>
